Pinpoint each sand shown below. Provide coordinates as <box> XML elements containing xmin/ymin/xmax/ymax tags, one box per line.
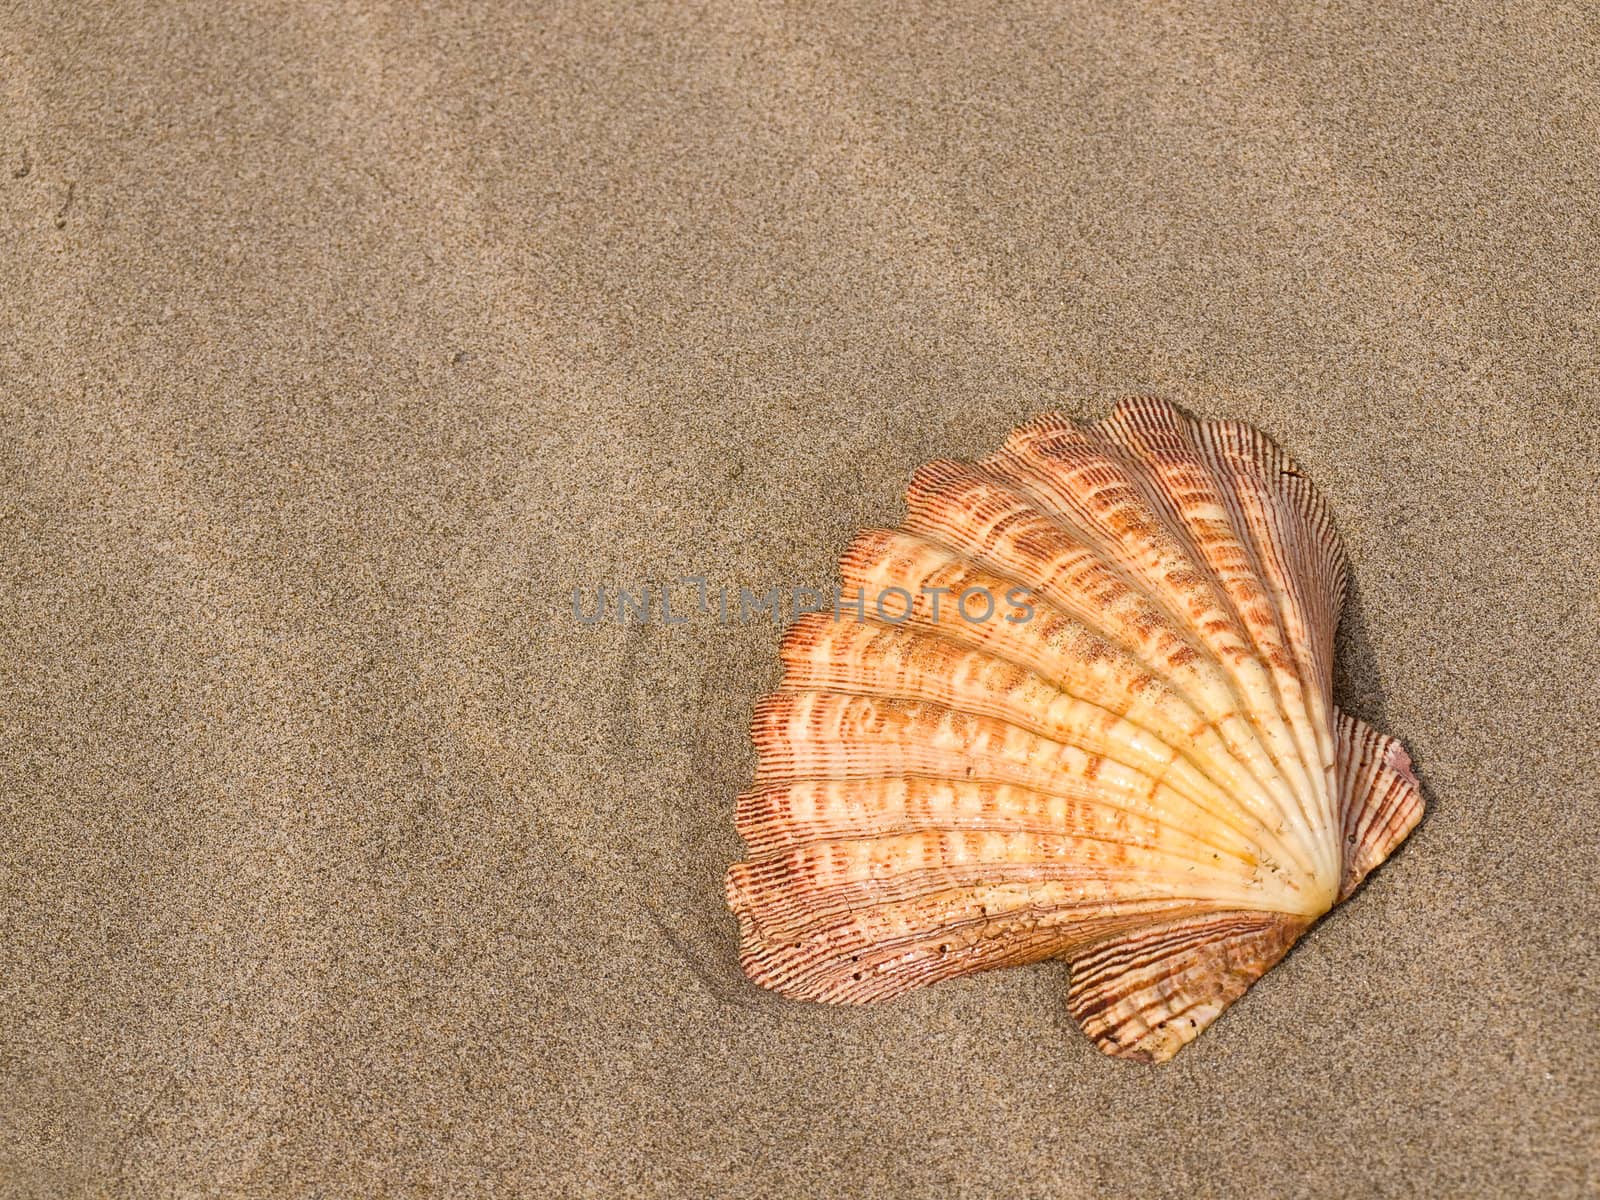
<box><xmin>2</xmin><ymin>2</ymin><xmax>1597</xmax><ymax>1196</ymax></box>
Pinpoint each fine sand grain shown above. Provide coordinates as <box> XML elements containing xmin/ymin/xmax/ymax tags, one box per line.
<box><xmin>2</xmin><ymin>3</ymin><xmax>1597</xmax><ymax>1196</ymax></box>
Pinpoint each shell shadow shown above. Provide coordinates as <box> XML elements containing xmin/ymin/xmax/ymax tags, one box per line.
<box><xmin>1333</xmin><ymin>570</ymin><xmax>1394</xmax><ymax>737</ymax></box>
<box><xmin>1329</xmin><ymin>567</ymin><xmax>1435</xmax><ymax>896</ymax></box>
<box><xmin>642</xmin><ymin>627</ymin><xmax>789</xmax><ymax>1012</ymax></box>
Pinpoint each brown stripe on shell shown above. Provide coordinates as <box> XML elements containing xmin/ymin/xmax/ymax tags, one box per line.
<box><xmin>1334</xmin><ymin>709</ymin><xmax>1425</xmax><ymax>900</ymax></box>
<box><xmin>1066</xmin><ymin>910</ymin><xmax>1310</xmax><ymax>1062</ymax></box>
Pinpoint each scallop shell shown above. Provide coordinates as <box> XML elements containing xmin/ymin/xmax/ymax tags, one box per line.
<box><xmin>725</xmin><ymin>397</ymin><xmax>1424</xmax><ymax>1062</ymax></box>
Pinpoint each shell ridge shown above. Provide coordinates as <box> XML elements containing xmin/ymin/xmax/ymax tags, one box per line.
<box><xmin>1093</xmin><ymin>402</ymin><xmax>1341</xmax><ymax>891</ymax></box>
<box><xmin>1083</xmin><ymin>413</ymin><xmax>1333</xmax><ymax>864</ymax></box>
<box><xmin>745</xmin><ymin>689</ymin><xmax>1289</xmax><ymax>871</ymax></box>
<box><xmin>737</xmin><ymin>797</ymin><xmax>1252</xmax><ymax>864</ymax></box>
<box><xmin>1185</xmin><ymin>419</ymin><xmax>1351</xmax><ymax>733</ymax></box>
<box><xmin>733</xmin><ymin>887</ymin><xmax>1250</xmax><ymax>1004</ymax></box>
<box><xmin>1066</xmin><ymin>908</ymin><xmax>1311</xmax><ymax>1061</ymax></box>
<box><xmin>733</xmin><ymin>804</ymin><xmax>1272</xmax><ymax>897</ymax></box>
<box><xmin>1334</xmin><ymin>709</ymin><xmax>1424</xmax><ymax>900</ymax></box>
<box><xmin>1187</xmin><ymin>412</ymin><xmax>1356</xmax><ymax>875</ymax></box>
<box><xmin>831</xmin><ymin>525</ymin><xmax>1321</xmax><ymax>871</ymax></box>
<box><xmin>762</xmin><ymin>680</ymin><xmax>1270</xmax><ymax>864</ymax></box>
<box><xmin>1102</xmin><ymin>402</ymin><xmax>1333</xmax><ymax>748</ymax></box>
<box><xmin>900</xmin><ymin>463</ymin><xmax>1317</xmax><ymax>860</ymax></box>
<box><xmin>1198</xmin><ymin>461</ymin><xmax>1341</xmax><ymax>868</ymax></box>
<box><xmin>732</xmin><ymin>849</ymin><xmax>1288</xmax><ymax>925</ymax></box>
<box><xmin>978</xmin><ymin>440</ymin><xmax>1326</xmax><ymax>874</ymax></box>
<box><xmin>733</xmin><ymin>775</ymin><xmax>1288</xmax><ymax>883</ymax></box>
<box><xmin>1191</xmin><ymin>416</ymin><xmax>1351</xmax><ymax>625</ymax></box>
<box><xmin>774</xmin><ymin>612</ymin><xmax>1299</xmax><ymax>861</ymax></box>
<box><xmin>1078</xmin><ymin>420</ymin><xmax>1332</xmax><ymax>876</ymax></box>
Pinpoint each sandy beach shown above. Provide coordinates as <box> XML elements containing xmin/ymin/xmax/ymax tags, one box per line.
<box><xmin>3</xmin><ymin>2</ymin><xmax>1597</xmax><ymax>1195</ymax></box>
